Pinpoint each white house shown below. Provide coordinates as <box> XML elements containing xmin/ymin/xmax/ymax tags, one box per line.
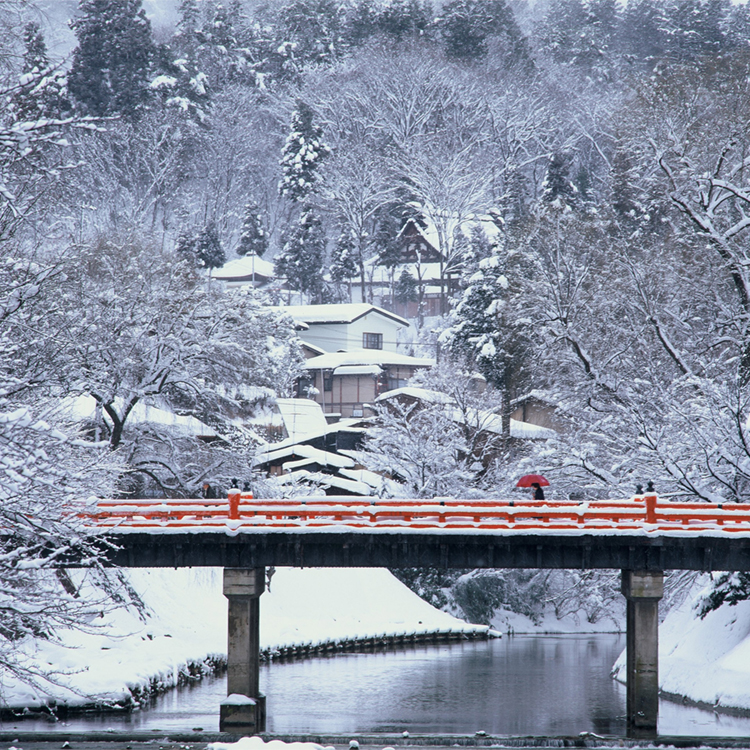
<box><xmin>273</xmin><ymin>303</ymin><xmax>410</xmax><ymax>354</ymax></box>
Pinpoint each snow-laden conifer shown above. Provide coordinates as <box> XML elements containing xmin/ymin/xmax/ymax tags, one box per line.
<box><xmin>278</xmin><ymin>100</ymin><xmax>330</xmax><ymax>203</ymax></box>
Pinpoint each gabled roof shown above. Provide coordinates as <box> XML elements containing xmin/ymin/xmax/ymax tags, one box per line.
<box><xmin>273</xmin><ymin>303</ymin><xmax>409</xmax><ymax>328</ymax></box>
<box><xmin>396</xmin><ymin>212</ymin><xmax>504</xmax><ymax>259</ymax></box>
<box><xmin>304</xmin><ymin>350</ymin><xmax>434</xmax><ymax>371</ymax></box>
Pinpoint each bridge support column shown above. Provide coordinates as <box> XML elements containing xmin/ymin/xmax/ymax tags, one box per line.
<box><xmin>219</xmin><ymin>567</ymin><xmax>266</xmax><ymax>734</ymax></box>
<box><xmin>621</xmin><ymin>570</ymin><xmax>663</xmax><ymax>736</ymax></box>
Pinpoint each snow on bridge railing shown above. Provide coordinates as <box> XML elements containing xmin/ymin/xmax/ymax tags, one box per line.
<box><xmin>80</xmin><ymin>492</ymin><xmax>750</xmax><ymax>533</ymax></box>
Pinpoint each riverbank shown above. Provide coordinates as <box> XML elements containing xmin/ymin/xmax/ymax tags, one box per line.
<box><xmin>612</xmin><ymin>574</ymin><xmax>750</xmax><ymax>715</ymax></box>
<box><xmin>0</xmin><ymin>568</ymin><xmax>488</xmax><ymax>713</ymax></box>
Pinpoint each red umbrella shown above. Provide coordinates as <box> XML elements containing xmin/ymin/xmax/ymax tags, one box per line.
<box><xmin>515</xmin><ymin>473</ymin><xmax>550</xmax><ymax>488</ymax></box>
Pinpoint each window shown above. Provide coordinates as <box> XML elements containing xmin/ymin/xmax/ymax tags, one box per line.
<box><xmin>363</xmin><ymin>332</ymin><xmax>383</xmax><ymax>350</ymax></box>
<box><xmin>323</xmin><ymin>371</ymin><xmax>333</xmax><ymax>392</ymax></box>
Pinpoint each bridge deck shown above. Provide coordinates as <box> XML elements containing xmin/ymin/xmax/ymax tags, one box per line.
<box><xmin>74</xmin><ymin>494</ymin><xmax>750</xmax><ymax>571</ymax></box>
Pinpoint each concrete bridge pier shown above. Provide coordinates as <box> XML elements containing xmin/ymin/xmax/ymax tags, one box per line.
<box><xmin>219</xmin><ymin>567</ymin><xmax>266</xmax><ymax>734</ymax></box>
<box><xmin>621</xmin><ymin>569</ymin><xmax>664</xmax><ymax>736</ymax></box>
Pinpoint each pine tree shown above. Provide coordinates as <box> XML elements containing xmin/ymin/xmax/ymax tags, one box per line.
<box><xmin>542</xmin><ymin>152</ymin><xmax>577</xmax><ymax>209</ymax></box>
<box><xmin>10</xmin><ymin>23</ymin><xmax>69</xmax><ymax>122</ymax></box>
<box><xmin>22</xmin><ymin>22</ymin><xmax>48</xmax><ymax>74</ymax></box>
<box><xmin>438</xmin><ymin>0</ymin><xmax>529</xmax><ymax>63</ymax></box>
<box><xmin>275</xmin><ymin>208</ymin><xmax>328</xmax><ymax>302</ymax></box>
<box><xmin>68</xmin><ymin>0</ymin><xmax>156</xmax><ymax>117</ymax></box>
<box><xmin>664</xmin><ymin>0</ymin><xmax>728</xmax><ymax>60</ymax></box>
<box><xmin>175</xmin><ymin>229</ymin><xmax>198</xmax><ymax>262</ymax></box>
<box><xmin>394</xmin><ymin>269</ymin><xmax>418</xmax><ymax>305</ymax></box>
<box><xmin>377</xmin><ymin>0</ymin><xmax>433</xmax><ymax>41</ymax></box>
<box><xmin>237</xmin><ymin>201</ymin><xmax>268</xmax><ymax>257</ymax></box>
<box><xmin>196</xmin><ymin>222</ymin><xmax>226</xmax><ymax>269</ymax></box>
<box><xmin>278</xmin><ymin>100</ymin><xmax>330</xmax><ymax>203</ymax></box>
<box><xmin>330</xmin><ymin>231</ymin><xmax>359</xmax><ymax>285</ymax></box>
<box><xmin>619</xmin><ymin>0</ymin><xmax>667</xmax><ymax>63</ymax></box>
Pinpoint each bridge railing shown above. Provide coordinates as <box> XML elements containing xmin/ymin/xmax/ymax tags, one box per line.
<box><xmin>81</xmin><ymin>493</ymin><xmax>750</xmax><ymax>533</ymax></box>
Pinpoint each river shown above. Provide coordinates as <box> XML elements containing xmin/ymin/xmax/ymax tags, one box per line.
<box><xmin>3</xmin><ymin>634</ymin><xmax>750</xmax><ymax>737</ymax></box>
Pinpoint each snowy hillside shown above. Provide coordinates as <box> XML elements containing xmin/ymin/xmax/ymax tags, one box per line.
<box><xmin>1</xmin><ymin>568</ymin><xmax>487</xmax><ymax>710</ymax></box>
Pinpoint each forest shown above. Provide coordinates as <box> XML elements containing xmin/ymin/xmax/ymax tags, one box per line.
<box><xmin>2</xmin><ymin>0</ymin><xmax>750</xmax><ymax>680</ymax></box>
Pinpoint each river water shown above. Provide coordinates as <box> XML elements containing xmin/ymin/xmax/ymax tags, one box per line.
<box><xmin>4</xmin><ymin>634</ymin><xmax>750</xmax><ymax>737</ymax></box>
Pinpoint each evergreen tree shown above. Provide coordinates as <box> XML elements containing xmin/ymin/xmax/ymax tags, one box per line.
<box><xmin>275</xmin><ymin>208</ymin><xmax>328</xmax><ymax>302</ymax></box>
<box><xmin>68</xmin><ymin>0</ymin><xmax>156</xmax><ymax>117</ymax></box>
<box><xmin>542</xmin><ymin>152</ymin><xmax>577</xmax><ymax>209</ymax></box>
<box><xmin>237</xmin><ymin>201</ymin><xmax>268</xmax><ymax>257</ymax></box>
<box><xmin>377</xmin><ymin>0</ymin><xmax>433</xmax><ymax>41</ymax></box>
<box><xmin>344</xmin><ymin>0</ymin><xmax>380</xmax><ymax>46</ymax></box>
<box><xmin>330</xmin><ymin>230</ymin><xmax>359</xmax><ymax>286</ymax></box>
<box><xmin>10</xmin><ymin>23</ymin><xmax>69</xmax><ymax>122</ymax></box>
<box><xmin>22</xmin><ymin>22</ymin><xmax>48</xmax><ymax>74</ymax></box>
<box><xmin>175</xmin><ymin>229</ymin><xmax>198</xmax><ymax>262</ymax></box>
<box><xmin>619</xmin><ymin>0</ymin><xmax>667</xmax><ymax>63</ymax></box>
<box><xmin>177</xmin><ymin>0</ymin><xmax>200</xmax><ymax>33</ymax></box>
<box><xmin>278</xmin><ymin>100</ymin><xmax>330</xmax><ymax>203</ymax></box>
<box><xmin>538</xmin><ymin>0</ymin><xmax>588</xmax><ymax>65</ymax></box>
<box><xmin>664</xmin><ymin>0</ymin><xmax>728</xmax><ymax>60</ymax></box>
<box><xmin>277</xmin><ymin>0</ymin><xmax>345</xmax><ymax>66</ymax></box>
<box><xmin>196</xmin><ymin>221</ymin><xmax>226</xmax><ymax>269</ymax></box>
<box><xmin>176</xmin><ymin>223</ymin><xmax>226</xmax><ymax>269</ymax></box>
<box><xmin>610</xmin><ymin>147</ymin><xmax>639</xmax><ymax>229</ymax></box>
<box><xmin>394</xmin><ymin>269</ymin><xmax>418</xmax><ymax>305</ymax></box>
<box><xmin>438</xmin><ymin>0</ymin><xmax>529</xmax><ymax>64</ymax></box>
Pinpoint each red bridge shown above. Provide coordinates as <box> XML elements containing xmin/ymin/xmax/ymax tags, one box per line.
<box><xmin>78</xmin><ymin>492</ymin><xmax>750</xmax><ymax>738</ymax></box>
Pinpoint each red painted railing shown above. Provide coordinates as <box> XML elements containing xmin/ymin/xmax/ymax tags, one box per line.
<box><xmin>81</xmin><ymin>493</ymin><xmax>750</xmax><ymax>533</ymax></box>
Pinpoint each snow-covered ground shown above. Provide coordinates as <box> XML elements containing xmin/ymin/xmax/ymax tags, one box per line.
<box><xmin>490</xmin><ymin>607</ymin><xmax>622</xmax><ymax>634</ymax></box>
<box><xmin>0</xmin><ymin>568</ymin><xmax>486</xmax><ymax>710</ymax></box>
<box><xmin>612</xmin><ymin>574</ymin><xmax>750</xmax><ymax>713</ymax></box>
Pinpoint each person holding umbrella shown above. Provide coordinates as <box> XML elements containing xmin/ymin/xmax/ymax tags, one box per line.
<box><xmin>516</xmin><ymin>473</ymin><xmax>550</xmax><ymax>500</ymax></box>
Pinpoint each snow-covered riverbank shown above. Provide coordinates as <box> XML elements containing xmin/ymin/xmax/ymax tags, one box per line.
<box><xmin>612</xmin><ymin>574</ymin><xmax>750</xmax><ymax>714</ymax></box>
<box><xmin>7</xmin><ymin>567</ymin><xmax>750</xmax><ymax>718</ymax></box>
<box><xmin>0</xmin><ymin>568</ymin><xmax>488</xmax><ymax>711</ymax></box>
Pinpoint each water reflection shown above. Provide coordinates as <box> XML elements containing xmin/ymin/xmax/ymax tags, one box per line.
<box><xmin>2</xmin><ymin>635</ymin><xmax>750</xmax><ymax>737</ymax></box>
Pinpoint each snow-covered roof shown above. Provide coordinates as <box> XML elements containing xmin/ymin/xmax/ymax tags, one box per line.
<box><xmin>272</xmin><ymin>303</ymin><xmax>408</xmax><ymax>328</ymax></box>
<box><xmin>511</xmin><ymin>390</ymin><xmax>559</xmax><ymax>407</ymax></box>
<box><xmin>302</xmin><ymin>341</ymin><xmax>327</xmax><ymax>357</ymax></box>
<box><xmin>375</xmin><ymin>386</ymin><xmax>453</xmax><ymax>404</ymax></box>
<box><xmin>255</xmin><ymin>443</ymin><xmax>356</xmax><ymax>469</ymax></box>
<box><xmin>375</xmin><ymin>387</ymin><xmax>555</xmax><ymax>440</ymax></box>
<box><xmin>275</xmin><ymin>398</ymin><xmax>328</xmax><ymax>441</ymax></box>
<box><xmin>339</xmin><ymin>467</ymin><xmax>402</xmax><ymax>495</ymax></box>
<box><xmin>334</xmin><ymin>365</ymin><xmax>382</xmax><ymax>376</ymax></box>
<box><xmin>213</xmin><ymin>254</ymin><xmax>275</xmax><ymax>281</ymax></box>
<box><xmin>58</xmin><ymin>395</ymin><xmax>217</xmax><ymax>438</ymax></box>
<box><xmin>511</xmin><ymin>419</ymin><xmax>556</xmax><ymax>439</ymax></box>
<box><xmin>277</xmin><ymin>469</ymin><xmax>373</xmax><ymax>495</ymax></box>
<box><xmin>304</xmin><ymin>350</ymin><xmax>434</xmax><ymax>371</ymax></box>
<box><xmin>260</xmin><ymin>418</ymin><xmax>367</xmax><ymax>454</ymax></box>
